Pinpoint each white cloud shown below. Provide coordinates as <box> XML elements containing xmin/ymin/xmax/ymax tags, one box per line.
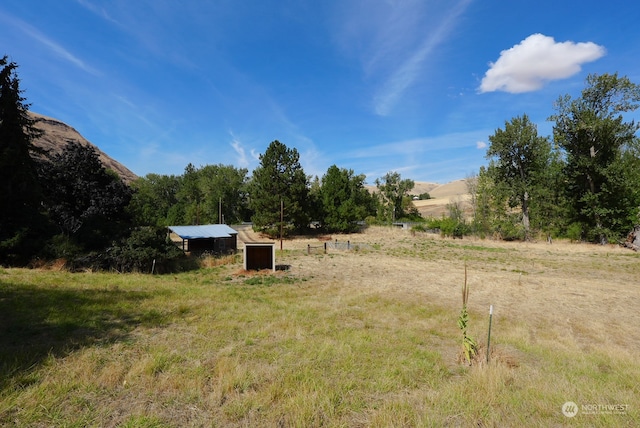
<box><xmin>479</xmin><ymin>34</ymin><xmax>605</xmax><ymax>93</ymax></box>
<box><xmin>476</xmin><ymin>141</ymin><xmax>487</xmax><ymax>149</ymax></box>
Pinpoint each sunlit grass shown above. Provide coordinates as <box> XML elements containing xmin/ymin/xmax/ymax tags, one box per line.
<box><xmin>1</xmin><ymin>232</ymin><xmax>639</xmax><ymax>426</ymax></box>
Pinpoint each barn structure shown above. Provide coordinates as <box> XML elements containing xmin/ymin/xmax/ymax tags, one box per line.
<box><xmin>168</xmin><ymin>224</ymin><xmax>238</xmax><ymax>254</ymax></box>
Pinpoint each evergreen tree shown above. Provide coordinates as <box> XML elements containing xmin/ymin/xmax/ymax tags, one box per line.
<box><xmin>0</xmin><ymin>56</ymin><xmax>47</xmax><ymax>264</ymax></box>
<box><xmin>249</xmin><ymin>140</ymin><xmax>309</xmax><ymax>236</ymax></box>
<box><xmin>319</xmin><ymin>165</ymin><xmax>373</xmax><ymax>232</ymax></box>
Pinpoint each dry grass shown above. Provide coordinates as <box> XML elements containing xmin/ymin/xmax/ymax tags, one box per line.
<box><xmin>1</xmin><ymin>226</ymin><xmax>639</xmax><ymax>426</ymax></box>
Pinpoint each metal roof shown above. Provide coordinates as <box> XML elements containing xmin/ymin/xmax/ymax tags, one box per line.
<box><xmin>168</xmin><ymin>224</ymin><xmax>238</xmax><ymax>239</ymax></box>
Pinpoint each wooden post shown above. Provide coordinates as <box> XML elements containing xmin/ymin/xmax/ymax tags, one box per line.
<box><xmin>280</xmin><ymin>199</ymin><xmax>283</xmax><ymax>251</ymax></box>
<box><xmin>487</xmin><ymin>305</ymin><xmax>493</xmax><ymax>363</ymax></box>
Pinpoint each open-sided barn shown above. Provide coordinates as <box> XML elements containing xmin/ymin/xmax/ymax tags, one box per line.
<box><xmin>168</xmin><ymin>224</ymin><xmax>238</xmax><ymax>254</ymax></box>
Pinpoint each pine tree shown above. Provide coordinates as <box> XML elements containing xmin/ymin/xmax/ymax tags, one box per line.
<box><xmin>0</xmin><ymin>56</ymin><xmax>47</xmax><ymax>264</ymax></box>
<box><xmin>320</xmin><ymin>165</ymin><xmax>372</xmax><ymax>232</ymax></box>
<box><xmin>249</xmin><ymin>140</ymin><xmax>309</xmax><ymax>236</ymax></box>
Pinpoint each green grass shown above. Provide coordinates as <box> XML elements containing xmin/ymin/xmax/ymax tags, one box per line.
<box><xmin>0</xmin><ymin>252</ymin><xmax>638</xmax><ymax>426</ymax></box>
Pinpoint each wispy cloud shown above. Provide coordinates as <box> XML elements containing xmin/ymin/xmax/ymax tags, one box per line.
<box><xmin>373</xmin><ymin>0</ymin><xmax>472</xmax><ymax>116</ymax></box>
<box><xmin>74</xmin><ymin>0</ymin><xmax>120</xmax><ymax>25</ymax></box>
<box><xmin>479</xmin><ymin>34</ymin><xmax>606</xmax><ymax>93</ymax></box>
<box><xmin>347</xmin><ymin>129</ymin><xmax>489</xmax><ymax>159</ymax></box>
<box><xmin>229</xmin><ymin>132</ymin><xmax>249</xmax><ymax>168</ymax></box>
<box><xmin>0</xmin><ymin>10</ymin><xmax>98</xmax><ymax>75</ymax></box>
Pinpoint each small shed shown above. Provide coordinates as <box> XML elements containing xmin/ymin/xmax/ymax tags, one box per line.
<box><xmin>168</xmin><ymin>224</ymin><xmax>238</xmax><ymax>254</ymax></box>
<box><xmin>244</xmin><ymin>242</ymin><xmax>276</xmax><ymax>272</ymax></box>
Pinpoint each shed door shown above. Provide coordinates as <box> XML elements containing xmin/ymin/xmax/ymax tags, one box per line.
<box><xmin>246</xmin><ymin>246</ymin><xmax>273</xmax><ymax>270</ymax></box>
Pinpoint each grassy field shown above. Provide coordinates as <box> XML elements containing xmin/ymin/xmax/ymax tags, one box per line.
<box><xmin>1</xmin><ymin>226</ymin><xmax>639</xmax><ymax>427</ymax></box>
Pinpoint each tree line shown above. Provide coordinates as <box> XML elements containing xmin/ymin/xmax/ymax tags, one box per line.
<box><xmin>2</xmin><ymin>56</ymin><xmax>639</xmax><ymax>270</ymax></box>
<box><xmin>471</xmin><ymin>73</ymin><xmax>640</xmax><ymax>243</ymax></box>
<box><xmin>129</xmin><ymin>141</ymin><xmax>420</xmax><ymax>236</ymax></box>
<box><xmin>1</xmin><ymin>56</ymin><xmax>421</xmax><ymax>269</ymax></box>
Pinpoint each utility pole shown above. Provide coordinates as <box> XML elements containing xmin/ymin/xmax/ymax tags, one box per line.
<box><xmin>280</xmin><ymin>199</ymin><xmax>283</xmax><ymax>250</ymax></box>
<box><xmin>219</xmin><ymin>197</ymin><xmax>222</xmax><ymax>224</ymax></box>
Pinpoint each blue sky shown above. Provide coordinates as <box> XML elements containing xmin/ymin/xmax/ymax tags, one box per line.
<box><xmin>2</xmin><ymin>0</ymin><xmax>639</xmax><ymax>184</ymax></box>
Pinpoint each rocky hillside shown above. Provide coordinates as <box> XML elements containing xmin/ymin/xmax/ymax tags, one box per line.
<box><xmin>29</xmin><ymin>112</ymin><xmax>138</xmax><ymax>184</ymax></box>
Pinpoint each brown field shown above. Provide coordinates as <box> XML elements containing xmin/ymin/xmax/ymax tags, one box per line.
<box><xmin>277</xmin><ymin>226</ymin><xmax>640</xmax><ymax>359</ymax></box>
<box><xmin>2</xmin><ymin>225</ymin><xmax>639</xmax><ymax>426</ymax></box>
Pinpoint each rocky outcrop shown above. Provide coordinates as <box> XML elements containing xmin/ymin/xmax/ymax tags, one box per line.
<box><xmin>29</xmin><ymin>111</ymin><xmax>137</xmax><ymax>184</ymax></box>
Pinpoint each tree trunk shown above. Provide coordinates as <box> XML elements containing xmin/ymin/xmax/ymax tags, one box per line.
<box><xmin>623</xmin><ymin>225</ymin><xmax>640</xmax><ymax>251</ymax></box>
<box><xmin>521</xmin><ymin>191</ymin><xmax>530</xmax><ymax>240</ymax></box>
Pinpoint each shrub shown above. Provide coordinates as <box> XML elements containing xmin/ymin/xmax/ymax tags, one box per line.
<box><xmin>108</xmin><ymin>226</ymin><xmax>188</xmax><ymax>273</ymax></box>
<box><xmin>565</xmin><ymin>223</ymin><xmax>582</xmax><ymax>242</ymax></box>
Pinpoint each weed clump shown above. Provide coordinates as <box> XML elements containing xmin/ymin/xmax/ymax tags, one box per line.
<box><xmin>458</xmin><ymin>265</ymin><xmax>478</xmax><ymax>365</ymax></box>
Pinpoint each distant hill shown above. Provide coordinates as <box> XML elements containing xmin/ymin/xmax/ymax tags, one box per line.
<box><xmin>29</xmin><ymin>112</ymin><xmax>138</xmax><ymax>184</ymax></box>
<box><xmin>411</xmin><ymin>180</ymin><xmax>471</xmax><ymax>218</ymax></box>
<box><xmin>367</xmin><ymin>179</ymin><xmax>472</xmax><ymax>218</ymax></box>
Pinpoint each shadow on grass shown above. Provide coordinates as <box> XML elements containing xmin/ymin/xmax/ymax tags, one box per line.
<box><xmin>0</xmin><ymin>279</ymin><xmax>168</xmax><ymax>392</ymax></box>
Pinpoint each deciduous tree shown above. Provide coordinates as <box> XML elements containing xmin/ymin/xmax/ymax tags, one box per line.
<box><xmin>128</xmin><ymin>173</ymin><xmax>181</xmax><ymax>227</ymax></box>
<box><xmin>551</xmin><ymin>73</ymin><xmax>640</xmax><ymax>242</ymax></box>
<box><xmin>375</xmin><ymin>171</ymin><xmax>415</xmax><ymax>222</ymax></box>
<box><xmin>199</xmin><ymin>164</ymin><xmax>249</xmax><ymax>224</ymax></box>
<box><xmin>39</xmin><ymin>142</ymin><xmax>132</xmax><ymax>251</ymax></box>
<box><xmin>486</xmin><ymin>114</ymin><xmax>552</xmax><ymax>239</ymax></box>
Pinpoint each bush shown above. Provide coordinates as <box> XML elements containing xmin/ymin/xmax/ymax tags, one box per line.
<box><xmin>428</xmin><ymin>218</ymin><xmax>469</xmax><ymax>238</ymax></box>
<box><xmin>495</xmin><ymin>220</ymin><xmax>525</xmax><ymax>241</ymax></box>
<box><xmin>365</xmin><ymin>216</ymin><xmax>380</xmax><ymax>226</ymax></box>
<box><xmin>108</xmin><ymin>226</ymin><xmax>189</xmax><ymax>273</ymax></box>
<box><xmin>64</xmin><ymin>227</ymin><xmax>193</xmax><ymax>273</ymax></box>
<box><xmin>411</xmin><ymin>223</ymin><xmax>427</xmax><ymax>233</ymax></box>
<box><xmin>566</xmin><ymin>223</ymin><xmax>582</xmax><ymax>242</ymax></box>
<box><xmin>41</xmin><ymin>234</ymin><xmax>83</xmax><ymax>261</ymax></box>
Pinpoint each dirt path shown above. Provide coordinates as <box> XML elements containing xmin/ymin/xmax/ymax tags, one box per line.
<box><xmin>232</xmin><ymin>224</ymin><xmax>268</xmax><ymax>248</ymax></box>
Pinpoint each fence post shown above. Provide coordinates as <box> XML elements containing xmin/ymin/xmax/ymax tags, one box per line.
<box><xmin>347</xmin><ymin>240</ymin><xmax>350</xmax><ymax>250</ymax></box>
<box><xmin>307</xmin><ymin>244</ymin><xmax>310</xmax><ymax>255</ymax></box>
<box><xmin>324</xmin><ymin>242</ymin><xmax>327</xmax><ymax>254</ymax></box>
